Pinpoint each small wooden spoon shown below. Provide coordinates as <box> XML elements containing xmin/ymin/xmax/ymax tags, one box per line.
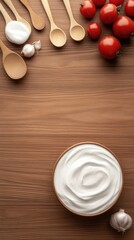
<box><xmin>20</xmin><ymin>0</ymin><xmax>45</xmax><ymax>31</ymax></box>
<box><xmin>0</xmin><ymin>3</ymin><xmax>30</xmax><ymax>45</ymax></box>
<box><xmin>41</xmin><ymin>0</ymin><xmax>67</xmax><ymax>47</ymax></box>
<box><xmin>3</xmin><ymin>0</ymin><xmax>31</xmax><ymax>33</ymax></box>
<box><xmin>0</xmin><ymin>39</ymin><xmax>27</xmax><ymax>79</ymax></box>
<box><xmin>63</xmin><ymin>0</ymin><xmax>85</xmax><ymax>41</ymax></box>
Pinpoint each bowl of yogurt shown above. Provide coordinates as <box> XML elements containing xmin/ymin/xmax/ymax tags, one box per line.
<box><xmin>53</xmin><ymin>142</ymin><xmax>123</xmax><ymax>216</ymax></box>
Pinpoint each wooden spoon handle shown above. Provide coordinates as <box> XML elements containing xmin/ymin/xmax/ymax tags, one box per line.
<box><xmin>3</xmin><ymin>0</ymin><xmax>20</xmax><ymax>20</ymax></box>
<box><xmin>0</xmin><ymin>39</ymin><xmax>11</xmax><ymax>57</ymax></box>
<box><xmin>20</xmin><ymin>0</ymin><xmax>34</xmax><ymax>12</ymax></box>
<box><xmin>41</xmin><ymin>0</ymin><xmax>55</xmax><ymax>26</ymax></box>
<box><xmin>0</xmin><ymin>3</ymin><xmax>12</xmax><ymax>24</ymax></box>
<box><xmin>20</xmin><ymin>0</ymin><xmax>38</xmax><ymax>16</ymax></box>
<box><xmin>20</xmin><ymin>0</ymin><xmax>45</xmax><ymax>30</ymax></box>
<box><xmin>62</xmin><ymin>0</ymin><xmax>75</xmax><ymax>24</ymax></box>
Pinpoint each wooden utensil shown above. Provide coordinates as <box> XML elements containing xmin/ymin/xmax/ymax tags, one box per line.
<box><xmin>0</xmin><ymin>39</ymin><xmax>27</xmax><ymax>79</ymax></box>
<box><xmin>20</xmin><ymin>0</ymin><xmax>45</xmax><ymax>31</ymax></box>
<box><xmin>62</xmin><ymin>0</ymin><xmax>85</xmax><ymax>41</ymax></box>
<box><xmin>3</xmin><ymin>0</ymin><xmax>31</xmax><ymax>33</ymax></box>
<box><xmin>41</xmin><ymin>0</ymin><xmax>67</xmax><ymax>47</ymax></box>
<box><xmin>0</xmin><ymin>2</ymin><xmax>11</xmax><ymax>25</ymax></box>
<box><xmin>0</xmin><ymin>3</ymin><xmax>30</xmax><ymax>45</ymax></box>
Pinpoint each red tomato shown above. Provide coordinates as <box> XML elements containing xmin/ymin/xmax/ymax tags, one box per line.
<box><xmin>87</xmin><ymin>22</ymin><xmax>102</xmax><ymax>40</ymax></box>
<box><xmin>80</xmin><ymin>0</ymin><xmax>96</xmax><ymax>18</ymax></box>
<box><xmin>125</xmin><ymin>0</ymin><xmax>134</xmax><ymax>17</ymax></box>
<box><xmin>92</xmin><ymin>0</ymin><xmax>106</xmax><ymax>7</ymax></box>
<box><xmin>98</xmin><ymin>36</ymin><xmax>121</xmax><ymax>59</ymax></box>
<box><xmin>109</xmin><ymin>0</ymin><xmax>124</xmax><ymax>6</ymax></box>
<box><xmin>99</xmin><ymin>4</ymin><xmax>118</xmax><ymax>24</ymax></box>
<box><xmin>113</xmin><ymin>16</ymin><xmax>134</xmax><ymax>38</ymax></box>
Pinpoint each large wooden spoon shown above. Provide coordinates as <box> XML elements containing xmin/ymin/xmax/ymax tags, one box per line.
<box><xmin>62</xmin><ymin>0</ymin><xmax>85</xmax><ymax>41</ymax></box>
<box><xmin>3</xmin><ymin>0</ymin><xmax>31</xmax><ymax>33</ymax></box>
<box><xmin>0</xmin><ymin>39</ymin><xmax>27</xmax><ymax>79</ymax></box>
<box><xmin>20</xmin><ymin>0</ymin><xmax>45</xmax><ymax>30</ymax></box>
<box><xmin>41</xmin><ymin>0</ymin><xmax>67</xmax><ymax>47</ymax></box>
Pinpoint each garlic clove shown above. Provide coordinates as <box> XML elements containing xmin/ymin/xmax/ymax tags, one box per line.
<box><xmin>21</xmin><ymin>44</ymin><xmax>35</xmax><ymax>58</ymax></box>
<box><xmin>33</xmin><ymin>40</ymin><xmax>41</xmax><ymax>51</ymax></box>
<box><xmin>124</xmin><ymin>215</ymin><xmax>133</xmax><ymax>229</ymax></box>
<box><xmin>110</xmin><ymin>209</ymin><xmax>133</xmax><ymax>233</ymax></box>
<box><xmin>110</xmin><ymin>215</ymin><xmax>120</xmax><ymax>230</ymax></box>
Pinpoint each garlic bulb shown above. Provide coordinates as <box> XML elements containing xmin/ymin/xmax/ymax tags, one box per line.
<box><xmin>21</xmin><ymin>44</ymin><xmax>35</xmax><ymax>58</ymax></box>
<box><xmin>33</xmin><ymin>40</ymin><xmax>41</xmax><ymax>51</ymax></box>
<box><xmin>110</xmin><ymin>209</ymin><xmax>133</xmax><ymax>233</ymax></box>
<box><xmin>21</xmin><ymin>40</ymin><xmax>41</xmax><ymax>58</ymax></box>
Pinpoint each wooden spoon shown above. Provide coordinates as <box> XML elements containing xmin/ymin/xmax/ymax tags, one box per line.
<box><xmin>41</xmin><ymin>0</ymin><xmax>67</xmax><ymax>47</ymax></box>
<box><xmin>20</xmin><ymin>0</ymin><xmax>45</xmax><ymax>31</ymax></box>
<box><xmin>0</xmin><ymin>39</ymin><xmax>27</xmax><ymax>79</ymax></box>
<box><xmin>62</xmin><ymin>0</ymin><xmax>85</xmax><ymax>41</ymax></box>
<box><xmin>3</xmin><ymin>0</ymin><xmax>31</xmax><ymax>33</ymax></box>
<box><xmin>0</xmin><ymin>3</ymin><xmax>30</xmax><ymax>45</ymax></box>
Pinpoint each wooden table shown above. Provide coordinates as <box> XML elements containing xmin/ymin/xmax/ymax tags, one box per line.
<box><xmin>0</xmin><ymin>0</ymin><xmax>134</xmax><ymax>239</ymax></box>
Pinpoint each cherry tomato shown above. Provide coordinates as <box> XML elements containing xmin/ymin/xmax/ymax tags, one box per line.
<box><xmin>87</xmin><ymin>22</ymin><xmax>102</xmax><ymax>40</ymax></box>
<box><xmin>109</xmin><ymin>0</ymin><xmax>124</xmax><ymax>6</ymax></box>
<box><xmin>98</xmin><ymin>36</ymin><xmax>121</xmax><ymax>59</ymax></box>
<box><xmin>113</xmin><ymin>16</ymin><xmax>134</xmax><ymax>38</ymax></box>
<box><xmin>80</xmin><ymin>0</ymin><xmax>96</xmax><ymax>18</ymax></box>
<box><xmin>99</xmin><ymin>4</ymin><xmax>118</xmax><ymax>24</ymax></box>
<box><xmin>92</xmin><ymin>0</ymin><xmax>106</xmax><ymax>7</ymax></box>
<box><xmin>125</xmin><ymin>0</ymin><xmax>134</xmax><ymax>17</ymax></box>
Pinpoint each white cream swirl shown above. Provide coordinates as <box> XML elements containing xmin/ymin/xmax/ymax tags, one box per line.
<box><xmin>54</xmin><ymin>143</ymin><xmax>123</xmax><ymax>216</ymax></box>
<box><xmin>5</xmin><ymin>21</ymin><xmax>30</xmax><ymax>45</ymax></box>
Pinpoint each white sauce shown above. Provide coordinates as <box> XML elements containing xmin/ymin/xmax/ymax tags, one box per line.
<box><xmin>54</xmin><ymin>143</ymin><xmax>123</xmax><ymax>216</ymax></box>
<box><xmin>5</xmin><ymin>21</ymin><xmax>30</xmax><ymax>45</ymax></box>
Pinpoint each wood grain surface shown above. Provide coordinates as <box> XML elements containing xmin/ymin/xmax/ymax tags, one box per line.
<box><xmin>0</xmin><ymin>0</ymin><xmax>134</xmax><ymax>239</ymax></box>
